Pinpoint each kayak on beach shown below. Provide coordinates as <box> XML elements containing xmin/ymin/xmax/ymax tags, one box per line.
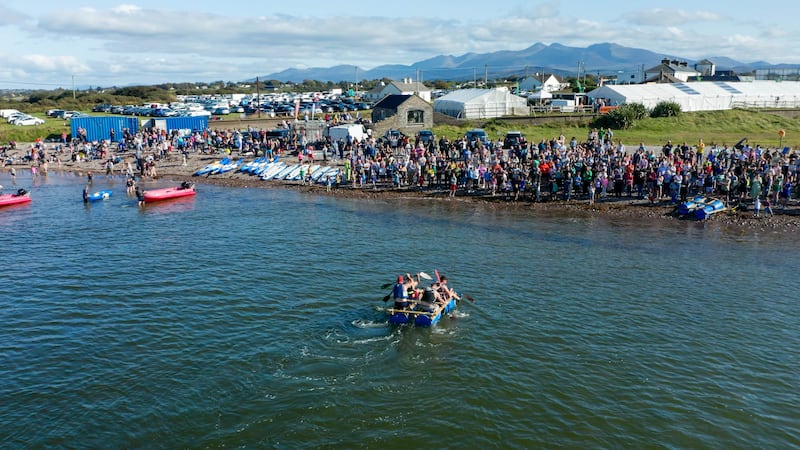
<box><xmin>194</xmin><ymin>158</ymin><xmax>229</xmax><ymax>176</ymax></box>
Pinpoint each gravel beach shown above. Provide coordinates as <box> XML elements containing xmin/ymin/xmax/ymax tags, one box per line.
<box><xmin>8</xmin><ymin>151</ymin><xmax>793</xmax><ymax>236</ymax></box>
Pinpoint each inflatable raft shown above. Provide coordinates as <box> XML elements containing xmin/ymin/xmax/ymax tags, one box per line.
<box><xmin>0</xmin><ymin>190</ymin><xmax>31</xmax><ymax>207</ymax></box>
<box><xmin>678</xmin><ymin>196</ymin><xmax>707</xmax><ymax>215</ymax></box>
<box><xmin>696</xmin><ymin>199</ymin><xmax>726</xmax><ymax>220</ymax></box>
<box><xmin>143</xmin><ymin>183</ymin><xmax>196</xmax><ymax>203</ymax></box>
<box><xmin>86</xmin><ymin>190</ymin><xmax>112</xmax><ymax>202</ymax></box>
<box><xmin>388</xmin><ymin>297</ymin><xmax>458</xmax><ymax>327</ymax></box>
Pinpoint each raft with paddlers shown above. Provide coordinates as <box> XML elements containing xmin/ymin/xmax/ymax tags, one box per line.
<box><xmin>381</xmin><ymin>270</ymin><xmax>473</xmax><ymax>327</ymax></box>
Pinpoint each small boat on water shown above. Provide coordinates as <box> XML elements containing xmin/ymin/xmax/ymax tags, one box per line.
<box><xmin>143</xmin><ymin>182</ymin><xmax>196</xmax><ymax>203</ymax></box>
<box><xmin>85</xmin><ymin>190</ymin><xmax>113</xmax><ymax>202</ymax></box>
<box><xmin>0</xmin><ymin>189</ymin><xmax>31</xmax><ymax>208</ymax></box>
<box><xmin>388</xmin><ymin>297</ymin><xmax>458</xmax><ymax>327</ymax></box>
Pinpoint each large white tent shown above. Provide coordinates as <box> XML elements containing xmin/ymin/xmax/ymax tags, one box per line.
<box><xmin>587</xmin><ymin>80</ymin><xmax>800</xmax><ymax>112</ymax></box>
<box><xmin>434</xmin><ymin>88</ymin><xmax>529</xmax><ymax>119</ymax></box>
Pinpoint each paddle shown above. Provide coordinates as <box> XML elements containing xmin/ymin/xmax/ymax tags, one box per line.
<box><xmin>380</xmin><ymin>271</ymin><xmax>432</xmax><ymax>289</ymax></box>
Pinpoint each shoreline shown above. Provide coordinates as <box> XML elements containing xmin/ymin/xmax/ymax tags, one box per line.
<box><xmin>4</xmin><ymin>153</ymin><xmax>799</xmax><ymax>234</ymax></box>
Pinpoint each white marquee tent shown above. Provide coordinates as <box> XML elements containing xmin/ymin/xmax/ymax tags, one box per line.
<box><xmin>434</xmin><ymin>88</ymin><xmax>529</xmax><ymax>119</ymax></box>
<box><xmin>587</xmin><ymin>81</ymin><xmax>800</xmax><ymax>112</ymax></box>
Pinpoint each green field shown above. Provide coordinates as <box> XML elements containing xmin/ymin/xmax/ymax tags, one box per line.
<box><xmin>2</xmin><ymin>109</ymin><xmax>798</xmax><ymax>149</ymax></box>
<box><xmin>434</xmin><ymin>109</ymin><xmax>800</xmax><ymax>149</ymax></box>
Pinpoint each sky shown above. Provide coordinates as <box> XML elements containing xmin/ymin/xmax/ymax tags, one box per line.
<box><xmin>0</xmin><ymin>0</ymin><xmax>797</xmax><ymax>88</ymax></box>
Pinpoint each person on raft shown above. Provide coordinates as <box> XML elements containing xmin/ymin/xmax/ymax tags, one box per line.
<box><xmin>433</xmin><ymin>275</ymin><xmax>460</xmax><ymax>303</ymax></box>
<box><xmin>179</xmin><ymin>181</ymin><xmax>192</xmax><ymax>190</ymax></box>
<box><xmin>392</xmin><ymin>273</ymin><xmax>420</xmax><ymax>310</ymax></box>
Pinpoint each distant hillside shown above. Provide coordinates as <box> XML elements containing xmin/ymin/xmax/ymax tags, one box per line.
<box><xmin>258</xmin><ymin>42</ymin><xmax>786</xmax><ymax>83</ymax></box>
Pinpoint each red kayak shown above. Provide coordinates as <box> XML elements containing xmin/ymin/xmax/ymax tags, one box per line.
<box><xmin>0</xmin><ymin>191</ymin><xmax>31</xmax><ymax>207</ymax></box>
<box><xmin>143</xmin><ymin>184</ymin><xmax>196</xmax><ymax>203</ymax></box>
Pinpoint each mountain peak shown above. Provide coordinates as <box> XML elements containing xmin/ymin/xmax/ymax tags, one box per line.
<box><xmin>259</xmin><ymin>42</ymin><xmax>770</xmax><ymax>83</ymax></box>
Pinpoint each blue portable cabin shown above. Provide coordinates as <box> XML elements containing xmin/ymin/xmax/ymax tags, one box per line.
<box><xmin>142</xmin><ymin>117</ymin><xmax>208</xmax><ymax>137</ymax></box>
<box><xmin>70</xmin><ymin>116</ymin><xmax>139</xmax><ymax>143</ymax></box>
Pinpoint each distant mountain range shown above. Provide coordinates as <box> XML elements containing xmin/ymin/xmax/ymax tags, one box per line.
<box><xmin>257</xmin><ymin>42</ymin><xmax>797</xmax><ymax>83</ymax></box>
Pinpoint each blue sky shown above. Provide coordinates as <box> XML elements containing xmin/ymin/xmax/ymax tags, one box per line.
<box><xmin>0</xmin><ymin>0</ymin><xmax>796</xmax><ymax>88</ymax></box>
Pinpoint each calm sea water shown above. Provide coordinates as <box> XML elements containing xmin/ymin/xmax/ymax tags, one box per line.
<box><xmin>1</xmin><ymin>170</ymin><xmax>798</xmax><ymax>449</ymax></box>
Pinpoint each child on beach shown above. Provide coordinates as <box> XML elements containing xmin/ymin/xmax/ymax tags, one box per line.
<box><xmin>753</xmin><ymin>196</ymin><xmax>761</xmax><ymax>218</ymax></box>
<box><xmin>764</xmin><ymin>197</ymin><xmax>774</xmax><ymax>217</ymax></box>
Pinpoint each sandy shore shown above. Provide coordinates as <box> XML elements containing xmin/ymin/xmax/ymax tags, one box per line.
<box><xmin>7</xmin><ymin>153</ymin><xmax>800</xmax><ymax>234</ymax></box>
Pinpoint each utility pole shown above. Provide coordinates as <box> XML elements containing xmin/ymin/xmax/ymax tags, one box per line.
<box><xmin>72</xmin><ymin>75</ymin><xmax>76</xmax><ymax>99</ymax></box>
<box><xmin>256</xmin><ymin>76</ymin><xmax>261</xmax><ymax>118</ymax></box>
<box><xmin>473</xmin><ymin>68</ymin><xmax>477</xmax><ymax>88</ymax></box>
<box><xmin>354</xmin><ymin>66</ymin><xmax>359</xmax><ymax>99</ymax></box>
<box><xmin>484</xmin><ymin>64</ymin><xmax>488</xmax><ymax>87</ymax></box>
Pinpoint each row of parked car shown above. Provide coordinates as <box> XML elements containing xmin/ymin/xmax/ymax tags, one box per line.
<box><xmin>45</xmin><ymin>109</ymin><xmax>89</xmax><ymax>120</ymax></box>
<box><xmin>1</xmin><ymin>109</ymin><xmax>46</xmax><ymax>126</ymax></box>
<box><xmin>245</xmin><ymin>98</ymin><xmax>372</xmax><ymax>117</ymax></box>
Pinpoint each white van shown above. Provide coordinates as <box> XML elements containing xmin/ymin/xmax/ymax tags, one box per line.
<box><xmin>0</xmin><ymin>109</ymin><xmax>21</xmax><ymax>119</ymax></box>
<box><xmin>550</xmin><ymin>99</ymin><xmax>576</xmax><ymax>112</ymax></box>
<box><xmin>327</xmin><ymin>124</ymin><xmax>366</xmax><ymax>143</ymax></box>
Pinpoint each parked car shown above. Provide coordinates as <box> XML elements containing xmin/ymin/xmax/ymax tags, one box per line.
<box><xmin>416</xmin><ymin>129</ymin><xmax>435</xmax><ymax>145</ymax></box>
<box><xmin>13</xmin><ymin>116</ymin><xmax>45</xmax><ymax>126</ymax></box>
<box><xmin>55</xmin><ymin>110</ymin><xmax>80</xmax><ymax>119</ymax></box>
<box><xmin>465</xmin><ymin>128</ymin><xmax>490</xmax><ymax>147</ymax></box>
<box><xmin>92</xmin><ymin>103</ymin><xmax>112</xmax><ymax>112</ymax></box>
<box><xmin>46</xmin><ymin>109</ymin><xmax>64</xmax><ymax>118</ymax></box>
<box><xmin>503</xmin><ymin>131</ymin><xmax>527</xmax><ymax>149</ymax></box>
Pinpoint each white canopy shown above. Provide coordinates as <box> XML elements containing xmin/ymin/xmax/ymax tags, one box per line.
<box><xmin>434</xmin><ymin>88</ymin><xmax>529</xmax><ymax>119</ymax></box>
<box><xmin>587</xmin><ymin>80</ymin><xmax>800</xmax><ymax>112</ymax></box>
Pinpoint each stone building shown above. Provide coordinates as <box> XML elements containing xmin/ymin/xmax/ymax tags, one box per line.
<box><xmin>370</xmin><ymin>94</ymin><xmax>433</xmax><ymax>137</ymax></box>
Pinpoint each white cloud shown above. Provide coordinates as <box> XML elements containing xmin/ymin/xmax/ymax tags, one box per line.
<box><xmin>112</xmin><ymin>4</ymin><xmax>142</xmax><ymax>15</ymax></box>
<box><xmin>15</xmin><ymin>54</ymin><xmax>91</xmax><ymax>74</ymax></box>
<box><xmin>0</xmin><ymin>4</ymin><xmax>30</xmax><ymax>26</ymax></box>
<box><xmin>625</xmin><ymin>8</ymin><xmax>725</xmax><ymax>27</ymax></box>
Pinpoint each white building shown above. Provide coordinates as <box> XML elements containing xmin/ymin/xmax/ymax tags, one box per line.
<box><xmin>518</xmin><ymin>74</ymin><xmax>567</xmax><ymax>93</ymax></box>
<box><xmin>364</xmin><ymin>78</ymin><xmax>432</xmax><ymax>102</ymax></box>
<box><xmin>434</xmin><ymin>87</ymin><xmax>529</xmax><ymax>119</ymax></box>
<box><xmin>644</xmin><ymin>59</ymin><xmax>701</xmax><ymax>83</ymax></box>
